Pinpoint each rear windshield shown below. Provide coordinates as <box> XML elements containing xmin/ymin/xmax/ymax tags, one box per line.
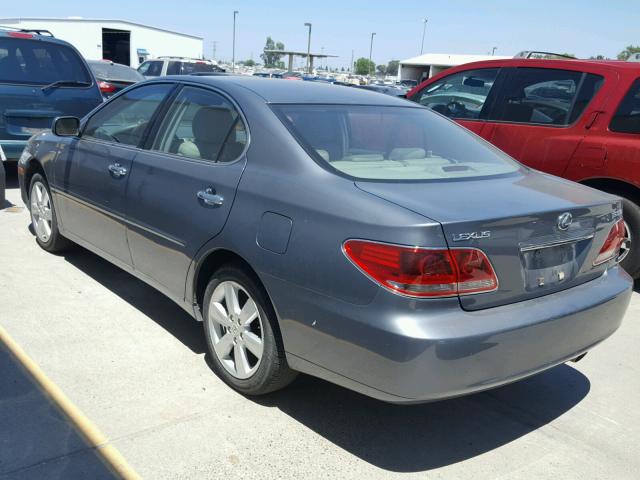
<box><xmin>0</xmin><ymin>38</ymin><xmax>91</xmax><ymax>85</ymax></box>
<box><xmin>88</xmin><ymin>61</ymin><xmax>144</xmax><ymax>82</ymax></box>
<box><xmin>274</xmin><ymin>104</ymin><xmax>521</xmax><ymax>181</ymax></box>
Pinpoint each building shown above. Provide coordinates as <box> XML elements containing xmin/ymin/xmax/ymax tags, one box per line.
<box><xmin>0</xmin><ymin>17</ymin><xmax>203</xmax><ymax>67</ymax></box>
<box><xmin>399</xmin><ymin>53</ymin><xmax>511</xmax><ymax>82</ymax></box>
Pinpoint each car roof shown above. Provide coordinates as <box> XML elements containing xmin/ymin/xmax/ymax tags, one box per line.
<box><xmin>0</xmin><ymin>28</ymin><xmax>74</xmax><ymax>48</ymax></box>
<box><xmin>435</xmin><ymin>57</ymin><xmax>640</xmax><ymax>71</ymax></box>
<box><xmin>159</xmin><ymin>75</ymin><xmax>417</xmax><ymax>106</ymax></box>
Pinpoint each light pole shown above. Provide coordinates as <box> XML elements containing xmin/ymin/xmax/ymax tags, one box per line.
<box><xmin>492</xmin><ymin>46</ymin><xmax>497</xmax><ymax>56</ymax></box>
<box><xmin>304</xmin><ymin>22</ymin><xmax>312</xmax><ymax>74</ymax></box>
<box><xmin>420</xmin><ymin>18</ymin><xmax>428</xmax><ymax>55</ymax></box>
<box><xmin>369</xmin><ymin>32</ymin><xmax>376</xmax><ymax>77</ymax></box>
<box><xmin>232</xmin><ymin>10</ymin><xmax>238</xmax><ymax>72</ymax></box>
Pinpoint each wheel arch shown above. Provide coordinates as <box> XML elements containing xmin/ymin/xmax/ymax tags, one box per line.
<box><xmin>23</xmin><ymin>158</ymin><xmax>46</xmax><ymax>199</ymax></box>
<box><xmin>579</xmin><ymin>177</ymin><xmax>640</xmax><ymax>205</ymax></box>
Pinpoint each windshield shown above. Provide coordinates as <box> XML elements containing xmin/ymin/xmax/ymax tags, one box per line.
<box><xmin>0</xmin><ymin>38</ymin><xmax>91</xmax><ymax>85</ymax></box>
<box><xmin>88</xmin><ymin>61</ymin><xmax>144</xmax><ymax>82</ymax></box>
<box><xmin>274</xmin><ymin>104</ymin><xmax>521</xmax><ymax>181</ymax></box>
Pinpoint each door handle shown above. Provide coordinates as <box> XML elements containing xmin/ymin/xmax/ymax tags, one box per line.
<box><xmin>108</xmin><ymin>163</ymin><xmax>128</xmax><ymax>177</ymax></box>
<box><xmin>197</xmin><ymin>188</ymin><xmax>224</xmax><ymax>206</ymax></box>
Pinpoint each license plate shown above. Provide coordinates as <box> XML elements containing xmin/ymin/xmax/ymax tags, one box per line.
<box><xmin>522</xmin><ymin>243</ymin><xmax>578</xmax><ymax>290</ymax></box>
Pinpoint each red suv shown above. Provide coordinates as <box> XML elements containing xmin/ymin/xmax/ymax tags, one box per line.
<box><xmin>408</xmin><ymin>58</ymin><xmax>640</xmax><ymax>279</ymax></box>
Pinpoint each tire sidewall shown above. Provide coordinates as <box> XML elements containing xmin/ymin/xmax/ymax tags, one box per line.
<box><xmin>202</xmin><ymin>266</ymin><xmax>282</xmax><ymax>394</ymax></box>
<box><xmin>620</xmin><ymin>196</ymin><xmax>640</xmax><ymax>278</ymax></box>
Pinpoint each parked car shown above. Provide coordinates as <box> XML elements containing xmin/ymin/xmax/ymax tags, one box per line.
<box><xmin>357</xmin><ymin>84</ymin><xmax>408</xmax><ymax>97</ymax></box>
<box><xmin>0</xmin><ymin>27</ymin><xmax>103</xmax><ymax>166</ymax></box>
<box><xmin>87</xmin><ymin>60</ymin><xmax>145</xmax><ymax>98</ymax></box>
<box><xmin>282</xmin><ymin>71</ymin><xmax>303</xmax><ymax>80</ymax></box>
<box><xmin>18</xmin><ymin>77</ymin><xmax>631</xmax><ymax>403</ymax></box>
<box><xmin>408</xmin><ymin>57</ymin><xmax>640</xmax><ymax>279</ymax></box>
<box><xmin>137</xmin><ymin>57</ymin><xmax>223</xmax><ymax>78</ymax></box>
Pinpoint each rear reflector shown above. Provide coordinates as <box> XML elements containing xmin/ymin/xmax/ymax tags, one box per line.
<box><xmin>343</xmin><ymin>240</ymin><xmax>498</xmax><ymax>298</ymax></box>
<box><xmin>593</xmin><ymin>219</ymin><xmax>626</xmax><ymax>266</ymax></box>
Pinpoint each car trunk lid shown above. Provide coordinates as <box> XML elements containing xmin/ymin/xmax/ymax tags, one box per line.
<box><xmin>355</xmin><ymin>172</ymin><xmax>621</xmax><ymax>310</ymax></box>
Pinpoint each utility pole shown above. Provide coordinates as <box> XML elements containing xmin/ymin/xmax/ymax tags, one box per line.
<box><xmin>420</xmin><ymin>19</ymin><xmax>428</xmax><ymax>55</ymax></box>
<box><xmin>304</xmin><ymin>22</ymin><xmax>312</xmax><ymax>73</ymax></box>
<box><xmin>212</xmin><ymin>41</ymin><xmax>217</xmax><ymax>61</ymax></box>
<box><xmin>350</xmin><ymin>49</ymin><xmax>354</xmax><ymax>73</ymax></box>
<box><xmin>369</xmin><ymin>32</ymin><xmax>376</xmax><ymax>77</ymax></box>
<box><xmin>232</xmin><ymin>10</ymin><xmax>238</xmax><ymax>72</ymax></box>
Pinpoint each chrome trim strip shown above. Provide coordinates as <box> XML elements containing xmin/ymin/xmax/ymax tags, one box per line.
<box><xmin>52</xmin><ymin>188</ymin><xmax>185</xmax><ymax>247</ymax></box>
<box><xmin>519</xmin><ymin>234</ymin><xmax>594</xmax><ymax>252</ymax></box>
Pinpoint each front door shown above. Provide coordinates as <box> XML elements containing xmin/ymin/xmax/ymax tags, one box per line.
<box><xmin>125</xmin><ymin>85</ymin><xmax>248</xmax><ymax>297</ymax></box>
<box><xmin>56</xmin><ymin>83</ymin><xmax>174</xmax><ymax>266</ymax></box>
<box><xmin>482</xmin><ymin>67</ymin><xmax>613</xmax><ymax>177</ymax></box>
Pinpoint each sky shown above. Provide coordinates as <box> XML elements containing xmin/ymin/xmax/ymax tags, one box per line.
<box><xmin>4</xmin><ymin>1</ymin><xmax>640</xmax><ymax>68</ymax></box>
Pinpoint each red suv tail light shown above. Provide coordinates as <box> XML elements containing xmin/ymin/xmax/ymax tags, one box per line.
<box><xmin>594</xmin><ymin>219</ymin><xmax>626</xmax><ymax>266</ymax></box>
<box><xmin>98</xmin><ymin>81</ymin><xmax>116</xmax><ymax>94</ymax></box>
<box><xmin>343</xmin><ymin>240</ymin><xmax>498</xmax><ymax>298</ymax></box>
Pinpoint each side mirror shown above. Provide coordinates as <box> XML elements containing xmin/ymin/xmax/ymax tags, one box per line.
<box><xmin>53</xmin><ymin>116</ymin><xmax>80</xmax><ymax>137</ymax></box>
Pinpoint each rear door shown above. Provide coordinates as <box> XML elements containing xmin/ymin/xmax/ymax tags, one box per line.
<box><xmin>0</xmin><ymin>36</ymin><xmax>102</xmax><ymax>155</ymax></box>
<box><xmin>56</xmin><ymin>83</ymin><xmax>174</xmax><ymax>266</ymax></box>
<box><xmin>482</xmin><ymin>66</ymin><xmax>613</xmax><ymax>176</ymax></box>
<box><xmin>125</xmin><ymin>84</ymin><xmax>248</xmax><ymax>297</ymax></box>
<box><xmin>410</xmin><ymin>67</ymin><xmax>503</xmax><ymax>136</ymax></box>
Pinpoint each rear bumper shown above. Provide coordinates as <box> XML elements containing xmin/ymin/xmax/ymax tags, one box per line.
<box><xmin>272</xmin><ymin>266</ymin><xmax>632</xmax><ymax>403</ymax></box>
<box><xmin>0</xmin><ymin>140</ymin><xmax>27</xmax><ymax>162</ymax></box>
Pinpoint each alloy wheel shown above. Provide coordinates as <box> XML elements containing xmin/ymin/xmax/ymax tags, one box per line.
<box><xmin>206</xmin><ymin>281</ymin><xmax>264</xmax><ymax>379</ymax></box>
<box><xmin>30</xmin><ymin>181</ymin><xmax>52</xmax><ymax>243</ymax></box>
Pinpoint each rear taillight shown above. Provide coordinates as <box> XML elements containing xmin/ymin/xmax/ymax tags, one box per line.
<box><xmin>8</xmin><ymin>32</ymin><xmax>33</xmax><ymax>39</ymax></box>
<box><xmin>343</xmin><ymin>240</ymin><xmax>498</xmax><ymax>298</ymax></box>
<box><xmin>98</xmin><ymin>81</ymin><xmax>116</xmax><ymax>94</ymax></box>
<box><xmin>594</xmin><ymin>219</ymin><xmax>626</xmax><ymax>266</ymax></box>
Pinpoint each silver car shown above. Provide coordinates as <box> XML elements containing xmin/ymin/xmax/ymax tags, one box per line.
<box><xmin>18</xmin><ymin>76</ymin><xmax>632</xmax><ymax>403</ymax></box>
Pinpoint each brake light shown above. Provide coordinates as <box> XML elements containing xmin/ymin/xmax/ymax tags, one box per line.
<box><xmin>8</xmin><ymin>32</ymin><xmax>34</xmax><ymax>38</ymax></box>
<box><xmin>594</xmin><ymin>219</ymin><xmax>626</xmax><ymax>265</ymax></box>
<box><xmin>98</xmin><ymin>81</ymin><xmax>116</xmax><ymax>94</ymax></box>
<box><xmin>343</xmin><ymin>240</ymin><xmax>498</xmax><ymax>298</ymax></box>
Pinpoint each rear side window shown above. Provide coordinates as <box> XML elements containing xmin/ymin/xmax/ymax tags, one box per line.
<box><xmin>152</xmin><ymin>86</ymin><xmax>247</xmax><ymax>163</ymax></box>
<box><xmin>414</xmin><ymin>68</ymin><xmax>499</xmax><ymax>120</ymax></box>
<box><xmin>138</xmin><ymin>60</ymin><xmax>163</xmax><ymax>77</ymax></box>
<box><xmin>166</xmin><ymin>61</ymin><xmax>218</xmax><ymax>75</ymax></box>
<box><xmin>83</xmin><ymin>84</ymin><xmax>173</xmax><ymax>146</ymax></box>
<box><xmin>491</xmin><ymin>68</ymin><xmax>602</xmax><ymax>126</ymax></box>
<box><xmin>275</xmin><ymin>104</ymin><xmax>520</xmax><ymax>181</ymax></box>
<box><xmin>0</xmin><ymin>38</ymin><xmax>91</xmax><ymax>85</ymax></box>
<box><xmin>610</xmin><ymin>78</ymin><xmax>640</xmax><ymax>134</ymax></box>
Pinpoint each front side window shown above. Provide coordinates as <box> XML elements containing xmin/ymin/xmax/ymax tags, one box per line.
<box><xmin>0</xmin><ymin>38</ymin><xmax>91</xmax><ymax>85</ymax></box>
<box><xmin>138</xmin><ymin>60</ymin><xmax>163</xmax><ymax>77</ymax></box>
<box><xmin>491</xmin><ymin>68</ymin><xmax>602</xmax><ymax>126</ymax></box>
<box><xmin>83</xmin><ymin>84</ymin><xmax>173</xmax><ymax>146</ymax></box>
<box><xmin>275</xmin><ymin>104</ymin><xmax>520</xmax><ymax>181</ymax></box>
<box><xmin>414</xmin><ymin>68</ymin><xmax>499</xmax><ymax>120</ymax></box>
<box><xmin>152</xmin><ymin>86</ymin><xmax>247</xmax><ymax>163</ymax></box>
<box><xmin>610</xmin><ymin>78</ymin><xmax>640</xmax><ymax>134</ymax></box>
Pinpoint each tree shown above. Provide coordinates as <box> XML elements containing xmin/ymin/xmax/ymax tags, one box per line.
<box><xmin>354</xmin><ymin>57</ymin><xmax>375</xmax><ymax>75</ymax></box>
<box><xmin>376</xmin><ymin>64</ymin><xmax>387</xmax><ymax>75</ymax></box>
<box><xmin>260</xmin><ymin>36</ymin><xmax>285</xmax><ymax>68</ymax></box>
<box><xmin>617</xmin><ymin>45</ymin><xmax>640</xmax><ymax>61</ymax></box>
<box><xmin>386</xmin><ymin>60</ymin><xmax>399</xmax><ymax>76</ymax></box>
<box><xmin>243</xmin><ymin>59</ymin><xmax>256</xmax><ymax>67</ymax></box>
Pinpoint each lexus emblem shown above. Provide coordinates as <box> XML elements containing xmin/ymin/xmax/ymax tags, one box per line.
<box><xmin>557</xmin><ymin>212</ymin><xmax>573</xmax><ymax>231</ymax></box>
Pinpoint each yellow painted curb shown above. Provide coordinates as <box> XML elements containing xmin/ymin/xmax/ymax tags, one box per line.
<box><xmin>0</xmin><ymin>325</ymin><xmax>141</xmax><ymax>480</ymax></box>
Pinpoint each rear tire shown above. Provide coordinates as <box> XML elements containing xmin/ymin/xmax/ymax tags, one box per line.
<box><xmin>619</xmin><ymin>196</ymin><xmax>640</xmax><ymax>279</ymax></box>
<box><xmin>28</xmin><ymin>173</ymin><xmax>72</xmax><ymax>253</ymax></box>
<box><xmin>202</xmin><ymin>265</ymin><xmax>297</xmax><ymax>396</ymax></box>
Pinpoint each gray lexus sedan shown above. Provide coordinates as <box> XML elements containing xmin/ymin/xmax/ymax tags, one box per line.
<box><xmin>18</xmin><ymin>76</ymin><xmax>632</xmax><ymax>403</ymax></box>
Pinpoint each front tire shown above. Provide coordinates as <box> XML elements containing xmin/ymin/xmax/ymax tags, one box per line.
<box><xmin>29</xmin><ymin>173</ymin><xmax>72</xmax><ymax>252</ymax></box>
<box><xmin>202</xmin><ymin>265</ymin><xmax>297</xmax><ymax>395</ymax></box>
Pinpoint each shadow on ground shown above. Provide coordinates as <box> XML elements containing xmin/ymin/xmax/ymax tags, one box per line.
<box><xmin>55</xmin><ymin>245</ymin><xmax>591</xmax><ymax>473</ymax></box>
